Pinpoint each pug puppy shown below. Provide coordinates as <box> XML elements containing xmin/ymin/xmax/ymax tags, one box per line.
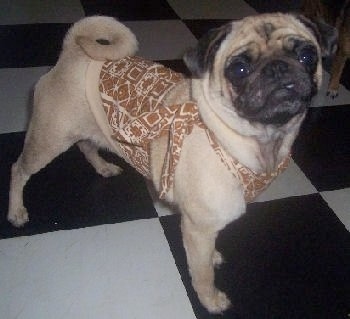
<box><xmin>7</xmin><ymin>14</ymin><xmax>336</xmax><ymax>313</ymax></box>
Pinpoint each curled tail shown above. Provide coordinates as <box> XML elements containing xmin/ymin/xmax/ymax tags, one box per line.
<box><xmin>63</xmin><ymin>16</ymin><xmax>138</xmax><ymax>61</ymax></box>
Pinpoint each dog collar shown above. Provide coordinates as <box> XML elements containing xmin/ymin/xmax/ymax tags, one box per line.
<box><xmin>205</xmin><ymin>130</ymin><xmax>291</xmax><ymax>202</ymax></box>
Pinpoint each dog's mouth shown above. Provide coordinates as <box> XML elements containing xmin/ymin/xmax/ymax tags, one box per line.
<box><xmin>258</xmin><ymin>87</ymin><xmax>308</xmax><ymax>124</ymax></box>
<box><xmin>235</xmin><ymin>77</ymin><xmax>316</xmax><ymax>125</ymax></box>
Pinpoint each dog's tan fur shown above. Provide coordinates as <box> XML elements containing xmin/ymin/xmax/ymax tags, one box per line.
<box><xmin>8</xmin><ymin>14</ymin><xmax>330</xmax><ymax>313</ymax></box>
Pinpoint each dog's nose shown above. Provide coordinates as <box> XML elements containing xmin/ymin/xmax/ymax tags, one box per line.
<box><xmin>263</xmin><ymin>60</ymin><xmax>289</xmax><ymax>79</ymax></box>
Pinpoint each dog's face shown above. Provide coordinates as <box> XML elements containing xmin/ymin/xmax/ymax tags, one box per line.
<box><xmin>185</xmin><ymin>13</ymin><xmax>337</xmax><ymax>127</ymax></box>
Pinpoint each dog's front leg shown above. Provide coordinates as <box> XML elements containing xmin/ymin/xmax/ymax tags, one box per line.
<box><xmin>8</xmin><ymin>159</ymin><xmax>31</xmax><ymax>227</ymax></box>
<box><xmin>181</xmin><ymin>214</ymin><xmax>231</xmax><ymax>314</ymax></box>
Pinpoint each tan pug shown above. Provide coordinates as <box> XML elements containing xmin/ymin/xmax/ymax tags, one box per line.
<box><xmin>7</xmin><ymin>14</ymin><xmax>336</xmax><ymax>313</ymax></box>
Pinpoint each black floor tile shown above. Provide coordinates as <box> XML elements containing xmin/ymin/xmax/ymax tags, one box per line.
<box><xmin>0</xmin><ymin>24</ymin><xmax>70</xmax><ymax>68</ymax></box>
<box><xmin>244</xmin><ymin>0</ymin><xmax>302</xmax><ymax>13</ymax></box>
<box><xmin>160</xmin><ymin>195</ymin><xmax>350</xmax><ymax>319</ymax></box>
<box><xmin>81</xmin><ymin>0</ymin><xmax>179</xmax><ymax>21</ymax></box>
<box><xmin>183</xmin><ymin>19</ymin><xmax>232</xmax><ymax>39</ymax></box>
<box><xmin>292</xmin><ymin>105</ymin><xmax>350</xmax><ymax>191</ymax></box>
<box><xmin>0</xmin><ymin>132</ymin><xmax>157</xmax><ymax>239</ymax></box>
<box><xmin>157</xmin><ymin>59</ymin><xmax>191</xmax><ymax>77</ymax></box>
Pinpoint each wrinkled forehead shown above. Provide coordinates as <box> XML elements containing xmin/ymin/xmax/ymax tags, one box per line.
<box><xmin>222</xmin><ymin>14</ymin><xmax>317</xmax><ymax>57</ymax></box>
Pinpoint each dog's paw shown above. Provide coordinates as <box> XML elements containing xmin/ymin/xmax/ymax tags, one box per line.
<box><xmin>201</xmin><ymin>289</ymin><xmax>231</xmax><ymax>314</ymax></box>
<box><xmin>212</xmin><ymin>250</ymin><xmax>224</xmax><ymax>268</ymax></box>
<box><xmin>96</xmin><ymin>163</ymin><xmax>123</xmax><ymax>177</ymax></box>
<box><xmin>327</xmin><ymin>89</ymin><xmax>339</xmax><ymax>99</ymax></box>
<box><xmin>8</xmin><ymin>207</ymin><xmax>29</xmax><ymax>227</ymax></box>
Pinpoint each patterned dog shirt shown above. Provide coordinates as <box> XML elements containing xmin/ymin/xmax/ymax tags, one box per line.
<box><xmin>97</xmin><ymin>56</ymin><xmax>290</xmax><ymax>201</ymax></box>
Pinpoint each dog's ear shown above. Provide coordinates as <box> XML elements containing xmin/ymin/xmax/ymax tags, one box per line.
<box><xmin>184</xmin><ymin>23</ymin><xmax>232</xmax><ymax>77</ymax></box>
<box><xmin>295</xmin><ymin>14</ymin><xmax>338</xmax><ymax>58</ymax></box>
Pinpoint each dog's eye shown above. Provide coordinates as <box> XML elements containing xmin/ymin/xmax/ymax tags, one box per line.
<box><xmin>231</xmin><ymin>61</ymin><xmax>250</xmax><ymax>77</ymax></box>
<box><xmin>226</xmin><ymin>59</ymin><xmax>251</xmax><ymax>81</ymax></box>
<box><xmin>298</xmin><ymin>46</ymin><xmax>317</xmax><ymax>66</ymax></box>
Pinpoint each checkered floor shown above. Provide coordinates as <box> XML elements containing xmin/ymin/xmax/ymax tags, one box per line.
<box><xmin>0</xmin><ymin>1</ymin><xmax>349</xmax><ymax>318</ymax></box>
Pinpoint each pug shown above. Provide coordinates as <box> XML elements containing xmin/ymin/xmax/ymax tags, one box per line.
<box><xmin>7</xmin><ymin>14</ymin><xmax>336</xmax><ymax>313</ymax></box>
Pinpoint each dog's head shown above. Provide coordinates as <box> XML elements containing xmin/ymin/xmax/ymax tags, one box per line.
<box><xmin>184</xmin><ymin>13</ymin><xmax>337</xmax><ymax>126</ymax></box>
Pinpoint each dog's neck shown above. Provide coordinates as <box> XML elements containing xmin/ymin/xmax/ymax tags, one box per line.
<box><xmin>252</xmin><ymin>117</ymin><xmax>303</xmax><ymax>172</ymax></box>
<box><xmin>191</xmin><ymin>78</ymin><xmax>304</xmax><ymax>173</ymax></box>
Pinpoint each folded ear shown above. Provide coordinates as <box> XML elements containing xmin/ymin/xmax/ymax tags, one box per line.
<box><xmin>295</xmin><ymin>14</ymin><xmax>338</xmax><ymax>58</ymax></box>
<box><xmin>183</xmin><ymin>22</ymin><xmax>232</xmax><ymax>77</ymax></box>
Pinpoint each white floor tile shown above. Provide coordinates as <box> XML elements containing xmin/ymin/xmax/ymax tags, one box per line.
<box><xmin>153</xmin><ymin>200</ymin><xmax>177</xmax><ymax>217</ymax></box>
<box><xmin>124</xmin><ymin>20</ymin><xmax>198</xmax><ymax>61</ymax></box>
<box><xmin>146</xmin><ymin>181</ymin><xmax>176</xmax><ymax>217</ymax></box>
<box><xmin>255</xmin><ymin>159</ymin><xmax>317</xmax><ymax>202</ymax></box>
<box><xmin>0</xmin><ymin>67</ymin><xmax>50</xmax><ymax>134</ymax></box>
<box><xmin>321</xmin><ymin>188</ymin><xmax>350</xmax><ymax>231</ymax></box>
<box><xmin>0</xmin><ymin>0</ymin><xmax>84</xmax><ymax>25</ymax></box>
<box><xmin>0</xmin><ymin>220</ymin><xmax>195</xmax><ymax>319</ymax></box>
<box><xmin>167</xmin><ymin>0</ymin><xmax>256</xmax><ymax>19</ymax></box>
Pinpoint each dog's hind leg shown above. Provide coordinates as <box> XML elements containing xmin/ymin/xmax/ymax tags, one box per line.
<box><xmin>77</xmin><ymin>140</ymin><xmax>123</xmax><ymax>177</ymax></box>
<box><xmin>7</xmin><ymin>129</ymin><xmax>77</xmax><ymax>227</ymax></box>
